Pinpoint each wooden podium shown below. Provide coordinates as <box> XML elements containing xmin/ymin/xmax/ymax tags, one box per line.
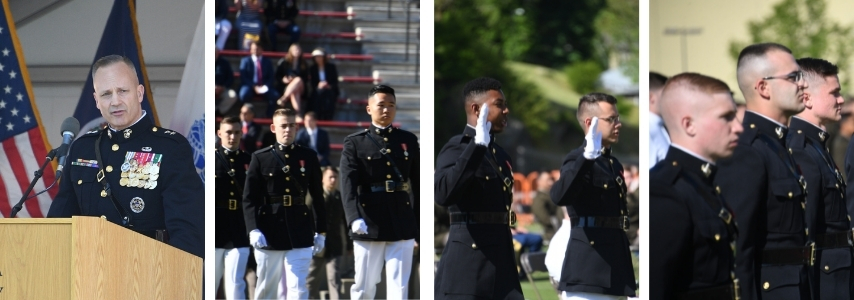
<box><xmin>0</xmin><ymin>216</ymin><xmax>202</xmax><ymax>299</ymax></box>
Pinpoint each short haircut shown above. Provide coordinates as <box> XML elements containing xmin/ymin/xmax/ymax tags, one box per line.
<box><xmin>661</xmin><ymin>73</ymin><xmax>731</xmax><ymax>97</ymax></box>
<box><xmin>463</xmin><ymin>77</ymin><xmax>502</xmax><ymax>104</ymax></box>
<box><xmin>242</xmin><ymin>103</ymin><xmax>255</xmax><ymax>110</ymax></box>
<box><xmin>797</xmin><ymin>57</ymin><xmax>839</xmax><ymax>79</ymax></box>
<box><xmin>92</xmin><ymin>55</ymin><xmax>137</xmax><ymax>79</ymax></box>
<box><xmin>736</xmin><ymin>43</ymin><xmax>793</xmax><ymax>94</ymax></box>
<box><xmin>650</xmin><ymin>72</ymin><xmax>668</xmax><ymax>90</ymax></box>
<box><xmin>737</xmin><ymin>43</ymin><xmax>792</xmax><ymax>68</ymax></box>
<box><xmin>323</xmin><ymin>166</ymin><xmax>339</xmax><ymax>174</ymax></box>
<box><xmin>220</xmin><ymin>116</ymin><xmax>241</xmax><ymax>126</ymax></box>
<box><xmin>577</xmin><ymin>92</ymin><xmax>618</xmax><ymax>123</ymax></box>
<box><xmin>303</xmin><ymin>111</ymin><xmax>316</xmax><ymax>119</ymax></box>
<box><xmin>368</xmin><ymin>84</ymin><xmax>396</xmax><ymax>99</ymax></box>
<box><xmin>273</xmin><ymin>108</ymin><xmax>297</xmax><ymax>118</ymax></box>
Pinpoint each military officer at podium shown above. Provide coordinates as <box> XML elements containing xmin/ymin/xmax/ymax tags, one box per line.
<box><xmin>243</xmin><ymin>108</ymin><xmax>327</xmax><ymax>299</ymax></box>
<box><xmin>650</xmin><ymin>73</ymin><xmax>742</xmax><ymax>299</ymax></box>
<box><xmin>786</xmin><ymin>57</ymin><xmax>853</xmax><ymax>299</ymax></box>
<box><xmin>716</xmin><ymin>43</ymin><xmax>810</xmax><ymax>300</ymax></box>
<box><xmin>340</xmin><ymin>84</ymin><xmax>420</xmax><ymax>299</ymax></box>
<box><xmin>47</xmin><ymin>55</ymin><xmax>204</xmax><ymax>258</ymax></box>
<box><xmin>434</xmin><ymin>77</ymin><xmax>523</xmax><ymax>299</ymax></box>
<box><xmin>550</xmin><ymin>92</ymin><xmax>637</xmax><ymax>299</ymax></box>
<box><xmin>215</xmin><ymin>116</ymin><xmax>252</xmax><ymax>299</ymax></box>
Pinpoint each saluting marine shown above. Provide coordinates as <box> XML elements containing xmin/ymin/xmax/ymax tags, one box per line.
<box><xmin>551</xmin><ymin>93</ymin><xmax>637</xmax><ymax>299</ymax></box>
<box><xmin>716</xmin><ymin>43</ymin><xmax>810</xmax><ymax>300</ymax></box>
<box><xmin>243</xmin><ymin>108</ymin><xmax>327</xmax><ymax>300</ymax></box>
<box><xmin>214</xmin><ymin>116</ymin><xmax>252</xmax><ymax>299</ymax></box>
<box><xmin>339</xmin><ymin>85</ymin><xmax>420</xmax><ymax>299</ymax></box>
<box><xmin>434</xmin><ymin>77</ymin><xmax>523</xmax><ymax>299</ymax></box>
<box><xmin>786</xmin><ymin>57</ymin><xmax>853</xmax><ymax>300</ymax></box>
<box><xmin>650</xmin><ymin>73</ymin><xmax>742</xmax><ymax>299</ymax></box>
<box><xmin>47</xmin><ymin>55</ymin><xmax>204</xmax><ymax>258</ymax></box>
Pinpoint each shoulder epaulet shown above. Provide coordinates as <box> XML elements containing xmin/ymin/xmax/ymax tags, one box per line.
<box><xmin>346</xmin><ymin>129</ymin><xmax>370</xmax><ymax>138</ymax></box>
<box><xmin>150</xmin><ymin>126</ymin><xmax>187</xmax><ymax>140</ymax></box>
<box><xmin>740</xmin><ymin>125</ymin><xmax>760</xmax><ymax>144</ymax></box>
<box><xmin>79</xmin><ymin>129</ymin><xmax>101</xmax><ymax>138</ymax></box>
<box><xmin>253</xmin><ymin>145</ymin><xmax>274</xmax><ymax>155</ymax></box>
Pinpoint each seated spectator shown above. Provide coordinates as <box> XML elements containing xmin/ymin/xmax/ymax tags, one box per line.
<box><xmin>239</xmin><ymin>103</ymin><xmax>265</xmax><ymax>153</ymax></box>
<box><xmin>309</xmin><ymin>48</ymin><xmax>339</xmax><ymax>120</ymax></box>
<box><xmin>234</xmin><ymin>0</ymin><xmax>264</xmax><ymax>50</ymax></box>
<box><xmin>215</xmin><ymin>0</ymin><xmax>232</xmax><ymax>50</ymax></box>
<box><xmin>275</xmin><ymin>43</ymin><xmax>309</xmax><ymax>119</ymax></box>
<box><xmin>531</xmin><ymin>171</ymin><xmax>563</xmax><ymax>241</ymax></box>
<box><xmin>215</xmin><ymin>48</ymin><xmax>236</xmax><ymax>116</ymax></box>
<box><xmin>295</xmin><ymin>112</ymin><xmax>331</xmax><ymax>166</ymax></box>
<box><xmin>239</xmin><ymin>42</ymin><xmax>280</xmax><ymax>117</ymax></box>
<box><xmin>265</xmin><ymin>0</ymin><xmax>301</xmax><ymax>51</ymax></box>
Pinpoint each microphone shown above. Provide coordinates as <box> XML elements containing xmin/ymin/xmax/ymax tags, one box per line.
<box><xmin>55</xmin><ymin>117</ymin><xmax>80</xmax><ymax>178</ymax></box>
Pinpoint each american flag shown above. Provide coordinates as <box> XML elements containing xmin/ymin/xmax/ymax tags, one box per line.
<box><xmin>0</xmin><ymin>0</ymin><xmax>58</xmax><ymax>218</ymax></box>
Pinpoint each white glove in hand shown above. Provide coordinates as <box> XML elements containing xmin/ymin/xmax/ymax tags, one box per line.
<box><xmin>474</xmin><ymin>104</ymin><xmax>492</xmax><ymax>146</ymax></box>
<box><xmin>583</xmin><ymin>117</ymin><xmax>603</xmax><ymax>160</ymax></box>
<box><xmin>249</xmin><ymin>229</ymin><xmax>268</xmax><ymax>249</ymax></box>
<box><xmin>351</xmin><ymin>218</ymin><xmax>369</xmax><ymax>235</ymax></box>
<box><xmin>313</xmin><ymin>233</ymin><xmax>326</xmax><ymax>256</ymax></box>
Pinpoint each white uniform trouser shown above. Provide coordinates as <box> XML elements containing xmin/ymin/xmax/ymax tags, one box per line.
<box><xmin>350</xmin><ymin>239</ymin><xmax>415</xmax><ymax>300</ymax></box>
<box><xmin>215</xmin><ymin>247</ymin><xmax>250</xmax><ymax>299</ymax></box>
<box><xmin>561</xmin><ymin>291</ymin><xmax>628</xmax><ymax>300</ymax></box>
<box><xmin>254</xmin><ymin>247</ymin><xmax>313</xmax><ymax>300</ymax></box>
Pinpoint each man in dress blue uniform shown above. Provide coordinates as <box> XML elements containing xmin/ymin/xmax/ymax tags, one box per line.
<box><xmin>434</xmin><ymin>77</ymin><xmax>523</xmax><ymax>299</ymax></box>
<box><xmin>716</xmin><ymin>42</ymin><xmax>810</xmax><ymax>300</ymax></box>
<box><xmin>243</xmin><ymin>108</ymin><xmax>327</xmax><ymax>299</ymax></box>
<box><xmin>551</xmin><ymin>92</ymin><xmax>637</xmax><ymax>299</ymax></box>
<box><xmin>47</xmin><ymin>55</ymin><xmax>204</xmax><ymax>258</ymax></box>
<box><xmin>786</xmin><ymin>57</ymin><xmax>853</xmax><ymax>299</ymax></box>
<box><xmin>650</xmin><ymin>73</ymin><xmax>742</xmax><ymax>299</ymax></box>
<box><xmin>340</xmin><ymin>85</ymin><xmax>420</xmax><ymax>299</ymax></box>
<box><xmin>215</xmin><ymin>116</ymin><xmax>252</xmax><ymax>299</ymax></box>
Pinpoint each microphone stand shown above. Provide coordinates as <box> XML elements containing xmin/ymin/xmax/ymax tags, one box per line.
<box><xmin>9</xmin><ymin>148</ymin><xmax>59</xmax><ymax>218</ymax></box>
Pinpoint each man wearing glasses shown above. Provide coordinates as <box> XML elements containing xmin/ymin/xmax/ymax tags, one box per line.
<box><xmin>550</xmin><ymin>92</ymin><xmax>637</xmax><ymax>299</ymax></box>
<box><xmin>787</xmin><ymin>58</ymin><xmax>852</xmax><ymax>300</ymax></box>
<box><xmin>243</xmin><ymin>108</ymin><xmax>327</xmax><ymax>299</ymax></box>
<box><xmin>716</xmin><ymin>43</ymin><xmax>811</xmax><ymax>300</ymax></box>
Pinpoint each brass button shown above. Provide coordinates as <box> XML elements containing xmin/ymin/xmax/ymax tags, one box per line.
<box><xmin>230</xmin><ymin>158</ymin><xmax>234</xmax><ymax>162</ymax></box>
<box><xmin>471</xmin><ymin>243</ymin><xmax>477</xmax><ymax>249</ymax></box>
<box><xmin>716</xmin><ymin>186</ymin><xmax>721</xmax><ymax>194</ymax></box>
<box><xmin>230</xmin><ymin>192</ymin><xmax>234</xmax><ymax>196</ymax></box>
<box><xmin>152</xmin><ymin>127</ymin><xmax>158</xmax><ymax>132</ymax></box>
<box><xmin>367</xmin><ymin>157</ymin><xmax>372</xmax><ymax>161</ymax></box>
<box><xmin>619</xmin><ymin>193</ymin><xmax>623</xmax><ymax>198</ymax></box>
<box><xmin>286</xmin><ymin>189</ymin><xmax>290</xmax><ymax>193</ymax></box>
<box><xmin>383</xmin><ymin>137</ymin><xmax>388</xmax><ymax>142</ymax></box>
<box><xmin>361</xmin><ymin>204</ymin><xmax>365</xmax><ymax>207</ymax></box>
<box><xmin>387</xmin><ymin>162</ymin><xmax>391</xmax><ymax>166</ymax></box>
<box><xmin>750</xmin><ymin>124</ymin><xmax>756</xmax><ymax>128</ymax></box>
<box><xmin>714</xmin><ymin>234</ymin><xmax>721</xmax><ymax>241</ymax></box>
<box><xmin>503</xmin><ymin>186</ymin><xmax>507</xmax><ymax>191</ymax></box>
<box><xmin>386</xmin><ymin>149</ymin><xmax>391</xmax><ymax>153</ymax></box>
<box><xmin>106</xmin><ymin>165</ymin><xmax>113</xmax><ymax>172</ymax></box>
<box><xmin>304</xmin><ymin>212</ymin><xmax>307</xmax><ymax>215</ymax></box>
<box><xmin>406</xmin><ymin>202</ymin><xmax>410</xmax><ymax>205</ymax></box>
<box><xmin>672</xmin><ymin>161</ymin><xmax>677</xmax><ymax>166</ymax></box>
<box><xmin>100</xmin><ymin>190</ymin><xmax>107</xmax><ymax>197</ymax></box>
<box><xmin>763</xmin><ymin>282</ymin><xmax>770</xmax><ymax>290</ymax></box>
<box><xmin>788</xmin><ymin>192</ymin><xmax>793</xmax><ymax>198</ymax></box>
<box><xmin>499</xmin><ymin>166</ymin><xmax>503</xmax><ymax>172</ymax></box>
<box><xmin>286</xmin><ymin>177</ymin><xmax>290</xmax><ymax>181</ymax></box>
<box><xmin>101</xmin><ymin>215</ymin><xmax>107</xmax><ymax>219</ymax></box>
<box><xmin>788</xmin><ymin>148</ymin><xmax>792</xmax><ymax>154</ymax></box>
<box><xmin>609</xmin><ymin>159</ymin><xmax>613</xmax><ymax>164</ymax></box>
<box><xmin>825</xmin><ymin>265</ymin><xmax>830</xmax><ymax>271</ymax></box>
<box><xmin>111</xmin><ymin>144</ymin><xmax>119</xmax><ymax>151</ymax></box>
<box><xmin>230</xmin><ymin>180</ymin><xmax>234</xmax><ymax>184</ymax></box>
<box><xmin>485</xmin><ymin>176</ymin><xmax>489</xmax><ymax>180</ymax></box>
<box><xmin>387</xmin><ymin>174</ymin><xmax>392</xmax><ymax>179</ymax></box>
<box><xmin>590</xmin><ymin>241</ymin><xmax>595</xmax><ymax>245</ymax></box>
<box><xmin>285</xmin><ymin>154</ymin><xmax>290</xmax><ymax>158</ymax></box>
<box><xmin>604</xmin><ymin>184</ymin><xmax>608</xmax><ymax>189</ymax></box>
<box><xmin>77</xmin><ymin>180</ymin><xmax>82</xmax><ymax>185</ymax></box>
<box><xmin>806</xmin><ymin>229</ymin><xmax>809</xmax><ymax>236</ymax></box>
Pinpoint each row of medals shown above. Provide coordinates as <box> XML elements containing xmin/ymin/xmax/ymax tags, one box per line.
<box><xmin>119</xmin><ymin>162</ymin><xmax>160</xmax><ymax>189</ymax></box>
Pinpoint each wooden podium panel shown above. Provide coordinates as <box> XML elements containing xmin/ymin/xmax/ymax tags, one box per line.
<box><xmin>0</xmin><ymin>217</ymin><xmax>201</xmax><ymax>299</ymax></box>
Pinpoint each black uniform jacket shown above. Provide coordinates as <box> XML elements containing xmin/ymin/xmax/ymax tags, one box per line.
<box><xmin>550</xmin><ymin>144</ymin><xmax>637</xmax><ymax>296</ymax></box>
<box><xmin>339</xmin><ymin>124</ymin><xmax>419</xmax><ymax>241</ymax></box>
<box><xmin>215</xmin><ymin>145</ymin><xmax>251</xmax><ymax>249</ymax></box>
<box><xmin>787</xmin><ymin>117</ymin><xmax>853</xmax><ymax>299</ymax></box>
<box><xmin>243</xmin><ymin>143</ymin><xmax>327</xmax><ymax>250</ymax></box>
<box><xmin>434</xmin><ymin>126</ymin><xmax>522</xmax><ymax>300</ymax></box>
<box><xmin>47</xmin><ymin>116</ymin><xmax>204</xmax><ymax>258</ymax></box>
<box><xmin>716</xmin><ymin>111</ymin><xmax>809</xmax><ymax>300</ymax></box>
<box><xmin>650</xmin><ymin>146</ymin><xmax>736</xmax><ymax>300</ymax></box>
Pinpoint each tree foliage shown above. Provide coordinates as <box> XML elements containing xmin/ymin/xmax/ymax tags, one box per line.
<box><xmin>728</xmin><ymin>0</ymin><xmax>854</xmax><ymax>89</ymax></box>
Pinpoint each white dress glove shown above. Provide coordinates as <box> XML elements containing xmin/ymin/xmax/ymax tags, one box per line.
<box><xmin>249</xmin><ymin>229</ymin><xmax>268</xmax><ymax>249</ymax></box>
<box><xmin>351</xmin><ymin>218</ymin><xmax>369</xmax><ymax>235</ymax></box>
<box><xmin>313</xmin><ymin>233</ymin><xmax>326</xmax><ymax>256</ymax></box>
<box><xmin>474</xmin><ymin>104</ymin><xmax>492</xmax><ymax>146</ymax></box>
<box><xmin>583</xmin><ymin>117</ymin><xmax>603</xmax><ymax>160</ymax></box>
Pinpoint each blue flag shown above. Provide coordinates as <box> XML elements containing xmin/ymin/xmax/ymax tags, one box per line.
<box><xmin>73</xmin><ymin>0</ymin><xmax>158</xmax><ymax>134</ymax></box>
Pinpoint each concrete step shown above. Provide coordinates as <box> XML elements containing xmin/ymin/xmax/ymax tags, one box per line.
<box><xmin>298</xmin><ymin>17</ymin><xmax>355</xmax><ymax>33</ymax></box>
<box><xmin>370</xmin><ymin>61</ymin><xmax>419</xmax><ymax>72</ymax></box>
<box><xmin>363</xmin><ymin>48</ymin><xmax>420</xmax><ymax>63</ymax></box>
<box><xmin>375</xmin><ymin>69</ymin><xmax>420</xmax><ymax>85</ymax></box>
<box><xmin>339</xmin><ymin>82</ymin><xmax>418</xmax><ymax>97</ymax></box>
<box><xmin>347</xmin><ymin>6</ymin><xmax>419</xmax><ymax>23</ymax></box>
<box><xmin>353</xmin><ymin>18</ymin><xmax>420</xmax><ymax>29</ymax></box>
<box><xmin>300</xmin><ymin>0</ymin><xmax>348</xmax><ymax>12</ymax></box>
<box><xmin>362</xmin><ymin>41</ymin><xmax>419</xmax><ymax>53</ymax></box>
<box><xmin>356</xmin><ymin>27</ymin><xmax>419</xmax><ymax>42</ymax></box>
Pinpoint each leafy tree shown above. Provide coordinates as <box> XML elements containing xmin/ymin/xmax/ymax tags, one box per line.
<box><xmin>728</xmin><ymin>0</ymin><xmax>854</xmax><ymax>89</ymax></box>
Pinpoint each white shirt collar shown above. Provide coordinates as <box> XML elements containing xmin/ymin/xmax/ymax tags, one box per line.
<box><xmin>670</xmin><ymin>143</ymin><xmax>714</xmax><ymax>165</ymax></box>
<box><xmin>109</xmin><ymin>110</ymin><xmax>147</xmax><ymax>132</ymax></box>
<box><xmin>747</xmin><ymin>110</ymin><xmax>787</xmax><ymax>128</ymax></box>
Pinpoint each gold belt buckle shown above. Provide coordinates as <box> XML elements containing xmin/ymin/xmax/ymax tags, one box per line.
<box><xmin>810</xmin><ymin>242</ymin><xmax>816</xmax><ymax>266</ymax></box>
<box><xmin>508</xmin><ymin>211</ymin><xmax>517</xmax><ymax>227</ymax></box>
<box><xmin>622</xmin><ymin>215</ymin><xmax>629</xmax><ymax>231</ymax></box>
<box><xmin>229</xmin><ymin>199</ymin><xmax>238</xmax><ymax>210</ymax></box>
<box><xmin>385</xmin><ymin>180</ymin><xmax>395</xmax><ymax>193</ymax></box>
<box><xmin>283</xmin><ymin>195</ymin><xmax>292</xmax><ymax>206</ymax></box>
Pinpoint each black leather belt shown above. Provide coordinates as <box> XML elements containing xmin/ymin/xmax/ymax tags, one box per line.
<box><xmin>133</xmin><ymin>229</ymin><xmax>169</xmax><ymax>243</ymax></box>
<box><xmin>815</xmin><ymin>231</ymin><xmax>852</xmax><ymax>249</ymax></box>
<box><xmin>450</xmin><ymin>212</ymin><xmax>517</xmax><ymax>226</ymax></box>
<box><xmin>369</xmin><ymin>181</ymin><xmax>410</xmax><ymax>193</ymax></box>
<box><xmin>678</xmin><ymin>283</ymin><xmax>738</xmax><ymax>300</ymax></box>
<box><xmin>264</xmin><ymin>195</ymin><xmax>306</xmax><ymax>206</ymax></box>
<box><xmin>571</xmin><ymin>216</ymin><xmax>629</xmax><ymax>230</ymax></box>
<box><xmin>763</xmin><ymin>246</ymin><xmax>814</xmax><ymax>266</ymax></box>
